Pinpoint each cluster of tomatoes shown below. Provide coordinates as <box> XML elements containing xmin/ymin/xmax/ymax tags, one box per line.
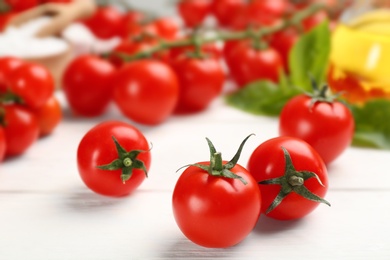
<box><xmin>0</xmin><ymin>56</ymin><xmax>62</xmax><ymax>162</ymax></box>
<box><xmin>60</xmin><ymin>0</ymin><xmax>346</xmax><ymax>127</ymax></box>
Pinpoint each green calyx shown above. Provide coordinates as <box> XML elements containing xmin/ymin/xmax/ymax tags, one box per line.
<box><xmin>259</xmin><ymin>146</ymin><xmax>331</xmax><ymax>214</ymax></box>
<box><xmin>97</xmin><ymin>136</ymin><xmax>149</xmax><ymax>183</ymax></box>
<box><xmin>184</xmin><ymin>134</ymin><xmax>254</xmax><ymax>185</ymax></box>
<box><xmin>306</xmin><ymin>77</ymin><xmax>342</xmax><ymax>107</ymax></box>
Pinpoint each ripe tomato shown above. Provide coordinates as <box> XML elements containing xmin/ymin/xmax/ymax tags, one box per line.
<box><xmin>0</xmin><ymin>56</ymin><xmax>25</xmax><ymax>93</ymax></box>
<box><xmin>33</xmin><ymin>95</ymin><xmax>62</xmax><ymax>137</ymax></box>
<box><xmin>4</xmin><ymin>0</ymin><xmax>38</xmax><ymax>11</ymax></box>
<box><xmin>8</xmin><ymin>62</ymin><xmax>55</xmax><ymax>109</ymax></box>
<box><xmin>211</xmin><ymin>0</ymin><xmax>246</xmax><ymax>28</ymax></box>
<box><xmin>2</xmin><ymin>104</ymin><xmax>39</xmax><ymax>157</ymax></box>
<box><xmin>152</xmin><ymin>17</ymin><xmax>180</xmax><ymax>40</ymax></box>
<box><xmin>246</xmin><ymin>0</ymin><xmax>288</xmax><ymax>26</ymax></box>
<box><xmin>77</xmin><ymin>121</ymin><xmax>151</xmax><ymax>197</ymax></box>
<box><xmin>247</xmin><ymin>136</ymin><xmax>330</xmax><ymax>220</ymax></box>
<box><xmin>0</xmin><ymin>127</ymin><xmax>6</xmax><ymax>162</ymax></box>
<box><xmin>279</xmin><ymin>93</ymin><xmax>355</xmax><ymax>164</ymax></box>
<box><xmin>172</xmin><ymin>136</ymin><xmax>261</xmax><ymax>248</ymax></box>
<box><xmin>113</xmin><ymin>60</ymin><xmax>179</xmax><ymax>125</ymax></box>
<box><xmin>269</xmin><ymin>28</ymin><xmax>300</xmax><ymax>72</ymax></box>
<box><xmin>62</xmin><ymin>55</ymin><xmax>116</xmax><ymax>117</ymax></box>
<box><xmin>228</xmin><ymin>42</ymin><xmax>283</xmax><ymax>87</ymax></box>
<box><xmin>178</xmin><ymin>0</ymin><xmax>212</xmax><ymax>28</ymax></box>
<box><xmin>171</xmin><ymin>56</ymin><xmax>225</xmax><ymax>113</ymax></box>
<box><xmin>82</xmin><ymin>6</ymin><xmax>123</xmax><ymax>39</ymax></box>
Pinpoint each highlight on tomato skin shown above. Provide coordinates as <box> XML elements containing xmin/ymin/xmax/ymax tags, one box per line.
<box><xmin>77</xmin><ymin>121</ymin><xmax>151</xmax><ymax>197</ymax></box>
<box><xmin>247</xmin><ymin>136</ymin><xmax>330</xmax><ymax>221</ymax></box>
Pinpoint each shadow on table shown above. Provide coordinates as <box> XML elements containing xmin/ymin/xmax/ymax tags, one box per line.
<box><xmin>253</xmin><ymin>215</ymin><xmax>304</xmax><ymax>234</ymax></box>
<box><xmin>159</xmin><ymin>236</ymin><xmax>238</xmax><ymax>259</ymax></box>
<box><xmin>62</xmin><ymin>186</ymin><xmax>130</xmax><ymax>212</ymax></box>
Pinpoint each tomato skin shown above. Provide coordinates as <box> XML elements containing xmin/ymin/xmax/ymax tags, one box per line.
<box><xmin>269</xmin><ymin>28</ymin><xmax>299</xmax><ymax>72</ymax></box>
<box><xmin>8</xmin><ymin>63</ymin><xmax>55</xmax><ymax>109</ymax></box>
<box><xmin>5</xmin><ymin>0</ymin><xmax>38</xmax><ymax>11</ymax></box>
<box><xmin>82</xmin><ymin>6</ymin><xmax>123</xmax><ymax>39</ymax></box>
<box><xmin>178</xmin><ymin>0</ymin><xmax>212</xmax><ymax>28</ymax></box>
<box><xmin>0</xmin><ymin>56</ymin><xmax>25</xmax><ymax>93</ymax></box>
<box><xmin>172</xmin><ymin>162</ymin><xmax>261</xmax><ymax>248</ymax></box>
<box><xmin>152</xmin><ymin>17</ymin><xmax>179</xmax><ymax>40</ymax></box>
<box><xmin>247</xmin><ymin>136</ymin><xmax>328</xmax><ymax>220</ymax></box>
<box><xmin>3</xmin><ymin>104</ymin><xmax>39</xmax><ymax>157</ymax></box>
<box><xmin>77</xmin><ymin>121</ymin><xmax>151</xmax><ymax>197</ymax></box>
<box><xmin>211</xmin><ymin>0</ymin><xmax>246</xmax><ymax>28</ymax></box>
<box><xmin>62</xmin><ymin>55</ymin><xmax>116</xmax><ymax>117</ymax></box>
<box><xmin>0</xmin><ymin>127</ymin><xmax>6</xmax><ymax>162</ymax></box>
<box><xmin>113</xmin><ymin>60</ymin><xmax>179</xmax><ymax>125</ymax></box>
<box><xmin>172</xmin><ymin>56</ymin><xmax>225</xmax><ymax>113</ymax></box>
<box><xmin>279</xmin><ymin>95</ymin><xmax>355</xmax><ymax>164</ymax></box>
<box><xmin>33</xmin><ymin>95</ymin><xmax>62</xmax><ymax>137</ymax></box>
<box><xmin>228</xmin><ymin>43</ymin><xmax>283</xmax><ymax>87</ymax></box>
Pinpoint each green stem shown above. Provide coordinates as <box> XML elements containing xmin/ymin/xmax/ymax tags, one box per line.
<box><xmin>120</xmin><ymin>3</ymin><xmax>325</xmax><ymax>61</ymax></box>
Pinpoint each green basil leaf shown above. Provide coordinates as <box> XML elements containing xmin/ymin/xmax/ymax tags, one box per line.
<box><xmin>351</xmin><ymin>99</ymin><xmax>390</xmax><ymax>149</ymax></box>
<box><xmin>225</xmin><ymin>80</ymin><xmax>301</xmax><ymax>116</ymax></box>
<box><xmin>289</xmin><ymin>21</ymin><xmax>331</xmax><ymax>91</ymax></box>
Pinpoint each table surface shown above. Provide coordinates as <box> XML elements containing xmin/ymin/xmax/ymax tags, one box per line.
<box><xmin>0</xmin><ymin>89</ymin><xmax>389</xmax><ymax>260</ymax></box>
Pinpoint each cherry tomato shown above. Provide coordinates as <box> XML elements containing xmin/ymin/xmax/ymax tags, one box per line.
<box><xmin>246</xmin><ymin>0</ymin><xmax>288</xmax><ymax>26</ymax></box>
<box><xmin>172</xmin><ymin>136</ymin><xmax>261</xmax><ymax>248</ymax></box>
<box><xmin>0</xmin><ymin>127</ymin><xmax>6</xmax><ymax>162</ymax></box>
<box><xmin>113</xmin><ymin>60</ymin><xmax>179</xmax><ymax>125</ymax></box>
<box><xmin>247</xmin><ymin>136</ymin><xmax>330</xmax><ymax>220</ymax></box>
<box><xmin>269</xmin><ymin>28</ymin><xmax>300</xmax><ymax>72</ymax></box>
<box><xmin>171</xmin><ymin>56</ymin><xmax>225</xmax><ymax>113</ymax></box>
<box><xmin>77</xmin><ymin>121</ymin><xmax>151</xmax><ymax>197</ymax></box>
<box><xmin>0</xmin><ymin>11</ymin><xmax>19</xmax><ymax>32</ymax></box>
<box><xmin>178</xmin><ymin>0</ymin><xmax>212</xmax><ymax>28</ymax></box>
<box><xmin>211</xmin><ymin>0</ymin><xmax>246</xmax><ymax>28</ymax></box>
<box><xmin>109</xmin><ymin>38</ymin><xmax>158</xmax><ymax>68</ymax></box>
<box><xmin>62</xmin><ymin>55</ymin><xmax>116</xmax><ymax>117</ymax></box>
<box><xmin>82</xmin><ymin>6</ymin><xmax>124</xmax><ymax>39</ymax></box>
<box><xmin>33</xmin><ymin>95</ymin><xmax>62</xmax><ymax>137</ymax></box>
<box><xmin>0</xmin><ymin>56</ymin><xmax>25</xmax><ymax>93</ymax></box>
<box><xmin>8</xmin><ymin>62</ymin><xmax>55</xmax><ymax>109</ymax></box>
<box><xmin>4</xmin><ymin>0</ymin><xmax>38</xmax><ymax>11</ymax></box>
<box><xmin>279</xmin><ymin>93</ymin><xmax>355</xmax><ymax>164</ymax></box>
<box><xmin>152</xmin><ymin>17</ymin><xmax>180</xmax><ymax>40</ymax></box>
<box><xmin>228</xmin><ymin>42</ymin><xmax>283</xmax><ymax>87</ymax></box>
<box><xmin>2</xmin><ymin>104</ymin><xmax>39</xmax><ymax>157</ymax></box>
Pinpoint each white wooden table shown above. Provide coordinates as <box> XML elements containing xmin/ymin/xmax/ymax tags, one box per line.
<box><xmin>0</xmin><ymin>90</ymin><xmax>389</xmax><ymax>260</ymax></box>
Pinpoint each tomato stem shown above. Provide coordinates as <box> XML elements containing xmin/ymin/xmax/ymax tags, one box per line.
<box><xmin>96</xmin><ymin>136</ymin><xmax>149</xmax><ymax>183</ymax></box>
<box><xmin>119</xmin><ymin>3</ymin><xmax>326</xmax><ymax>62</ymax></box>
<box><xmin>260</xmin><ymin>146</ymin><xmax>330</xmax><ymax>214</ymax></box>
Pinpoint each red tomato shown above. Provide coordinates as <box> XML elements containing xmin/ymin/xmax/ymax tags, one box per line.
<box><xmin>77</xmin><ymin>121</ymin><xmax>151</xmax><ymax>197</ymax></box>
<box><xmin>269</xmin><ymin>28</ymin><xmax>300</xmax><ymax>72</ymax></box>
<box><xmin>152</xmin><ymin>17</ymin><xmax>180</xmax><ymax>40</ymax></box>
<box><xmin>4</xmin><ymin>0</ymin><xmax>38</xmax><ymax>11</ymax></box>
<box><xmin>172</xmin><ymin>136</ymin><xmax>261</xmax><ymax>248</ymax></box>
<box><xmin>82</xmin><ymin>6</ymin><xmax>124</xmax><ymax>39</ymax></box>
<box><xmin>0</xmin><ymin>11</ymin><xmax>19</xmax><ymax>32</ymax></box>
<box><xmin>247</xmin><ymin>136</ymin><xmax>330</xmax><ymax>220</ymax></box>
<box><xmin>178</xmin><ymin>0</ymin><xmax>212</xmax><ymax>28</ymax></box>
<box><xmin>62</xmin><ymin>55</ymin><xmax>116</xmax><ymax>117</ymax></box>
<box><xmin>246</xmin><ymin>0</ymin><xmax>288</xmax><ymax>25</ymax></box>
<box><xmin>302</xmin><ymin>10</ymin><xmax>329</xmax><ymax>32</ymax></box>
<box><xmin>8</xmin><ymin>62</ymin><xmax>55</xmax><ymax>109</ymax></box>
<box><xmin>41</xmin><ymin>0</ymin><xmax>72</xmax><ymax>3</ymax></box>
<box><xmin>211</xmin><ymin>0</ymin><xmax>246</xmax><ymax>28</ymax></box>
<box><xmin>279</xmin><ymin>94</ymin><xmax>355</xmax><ymax>164</ymax></box>
<box><xmin>33</xmin><ymin>95</ymin><xmax>62</xmax><ymax>137</ymax></box>
<box><xmin>0</xmin><ymin>127</ymin><xmax>6</xmax><ymax>162</ymax></box>
<box><xmin>0</xmin><ymin>56</ymin><xmax>25</xmax><ymax>93</ymax></box>
<box><xmin>2</xmin><ymin>104</ymin><xmax>39</xmax><ymax>157</ymax></box>
<box><xmin>228</xmin><ymin>42</ymin><xmax>283</xmax><ymax>87</ymax></box>
<box><xmin>172</xmin><ymin>56</ymin><xmax>225</xmax><ymax>113</ymax></box>
<box><xmin>113</xmin><ymin>60</ymin><xmax>179</xmax><ymax>125</ymax></box>
<box><xmin>109</xmin><ymin>39</ymin><xmax>157</xmax><ymax>68</ymax></box>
